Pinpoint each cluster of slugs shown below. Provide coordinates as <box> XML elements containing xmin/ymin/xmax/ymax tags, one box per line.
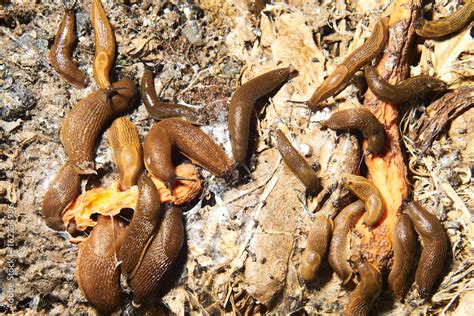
<box><xmin>40</xmin><ymin>0</ymin><xmax>473</xmax><ymax>314</ymax></box>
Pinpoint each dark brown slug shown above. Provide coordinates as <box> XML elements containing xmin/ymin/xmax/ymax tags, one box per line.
<box><xmin>405</xmin><ymin>200</ymin><xmax>447</xmax><ymax>298</ymax></box>
<box><xmin>388</xmin><ymin>213</ymin><xmax>418</xmax><ymax>300</ymax></box>
<box><xmin>129</xmin><ymin>206</ymin><xmax>184</xmax><ymax>304</ymax></box>
<box><xmin>320</xmin><ymin>108</ymin><xmax>385</xmax><ymax>154</ymax></box>
<box><xmin>107</xmin><ymin>116</ymin><xmax>143</xmax><ymax>191</ymax></box>
<box><xmin>345</xmin><ymin>262</ymin><xmax>382</xmax><ymax>316</ymax></box>
<box><xmin>364</xmin><ymin>66</ymin><xmax>447</xmax><ymax>104</ymax></box>
<box><xmin>90</xmin><ymin>0</ymin><xmax>115</xmax><ymax>91</ymax></box>
<box><xmin>228</xmin><ymin>66</ymin><xmax>296</xmax><ymax>170</ymax></box>
<box><xmin>300</xmin><ymin>215</ymin><xmax>333</xmax><ymax>281</ymax></box>
<box><xmin>144</xmin><ymin>118</ymin><xmax>232</xmax><ymax>188</ymax></box>
<box><xmin>118</xmin><ymin>174</ymin><xmax>162</xmax><ymax>279</ymax></box>
<box><xmin>60</xmin><ymin>79</ymin><xmax>136</xmax><ymax>174</ymax></box>
<box><xmin>141</xmin><ymin>69</ymin><xmax>205</xmax><ymax>125</ymax></box>
<box><xmin>273</xmin><ymin>129</ymin><xmax>320</xmax><ymax>192</ymax></box>
<box><xmin>76</xmin><ymin>215</ymin><xmax>126</xmax><ymax>313</ymax></box>
<box><xmin>341</xmin><ymin>173</ymin><xmax>384</xmax><ymax>227</ymax></box>
<box><xmin>41</xmin><ymin>161</ymin><xmax>81</xmax><ymax>231</ymax></box>
<box><xmin>49</xmin><ymin>1</ymin><xmax>88</xmax><ymax>89</ymax></box>
<box><xmin>306</xmin><ymin>18</ymin><xmax>388</xmax><ymax>109</ymax></box>
<box><xmin>329</xmin><ymin>200</ymin><xmax>365</xmax><ymax>284</ymax></box>
<box><xmin>415</xmin><ymin>0</ymin><xmax>473</xmax><ymax>38</ymax></box>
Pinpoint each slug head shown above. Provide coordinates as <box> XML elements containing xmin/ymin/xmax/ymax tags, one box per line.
<box><xmin>362</xmin><ymin>194</ymin><xmax>384</xmax><ymax>227</ymax></box>
<box><xmin>117</xmin><ymin>144</ymin><xmax>143</xmax><ymax>191</ymax></box>
<box><xmin>107</xmin><ymin>79</ymin><xmax>136</xmax><ymax>113</ymax></box>
<box><xmin>300</xmin><ymin>250</ymin><xmax>322</xmax><ymax>282</ymax></box>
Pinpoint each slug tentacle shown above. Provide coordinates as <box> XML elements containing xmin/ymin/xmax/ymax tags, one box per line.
<box><xmin>273</xmin><ymin>129</ymin><xmax>320</xmax><ymax>192</ymax></box>
<box><xmin>41</xmin><ymin>161</ymin><xmax>81</xmax><ymax>231</ymax></box>
<box><xmin>107</xmin><ymin>116</ymin><xmax>143</xmax><ymax>191</ymax></box>
<box><xmin>329</xmin><ymin>200</ymin><xmax>365</xmax><ymax>284</ymax></box>
<box><xmin>76</xmin><ymin>215</ymin><xmax>126</xmax><ymax>313</ymax></box>
<box><xmin>60</xmin><ymin>79</ymin><xmax>136</xmax><ymax>174</ymax></box>
<box><xmin>388</xmin><ymin>213</ymin><xmax>418</xmax><ymax>300</ymax></box>
<box><xmin>320</xmin><ymin>108</ymin><xmax>385</xmax><ymax>154</ymax></box>
<box><xmin>415</xmin><ymin>0</ymin><xmax>474</xmax><ymax>38</ymax></box>
<box><xmin>228</xmin><ymin>66</ymin><xmax>297</xmax><ymax>169</ymax></box>
<box><xmin>300</xmin><ymin>215</ymin><xmax>333</xmax><ymax>281</ymax></box>
<box><xmin>405</xmin><ymin>200</ymin><xmax>447</xmax><ymax>298</ymax></box>
<box><xmin>306</xmin><ymin>18</ymin><xmax>388</xmax><ymax>109</ymax></box>
<box><xmin>141</xmin><ymin>69</ymin><xmax>206</xmax><ymax>125</ymax></box>
<box><xmin>144</xmin><ymin>118</ymin><xmax>232</xmax><ymax>188</ymax></box>
<box><xmin>364</xmin><ymin>66</ymin><xmax>447</xmax><ymax>103</ymax></box>
<box><xmin>49</xmin><ymin>1</ymin><xmax>88</xmax><ymax>88</ymax></box>
<box><xmin>345</xmin><ymin>262</ymin><xmax>382</xmax><ymax>316</ymax></box>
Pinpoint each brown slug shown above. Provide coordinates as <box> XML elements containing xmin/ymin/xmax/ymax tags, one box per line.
<box><xmin>76</xmin><ymin>215</ymin><xmax>126</xmax><ymax>313</ymax></box>
<box><xmin>60</xmin><ymin>78</ymin><xmax>136</xmax><ymax>174</ymax></box>
<box><xmin>300</xmin><ymin>215</ymin><xmax>333</xmax><ymax>281</ymax></box>
<box><xmin>41</xmin><ymin>161</ymin><xmax>81</xmax><ymax>231</ymax></box>
<box><xmin>107</xmin><ymin>116</ymin><xmax>143</xmax><ymax>191</ymax></box>
<box><xmin>273</xmin><ymin>129</ymin><xmax>320</xmax><ymax>192</ymax></box>
<box><xmin>141</xmin><ymin>69</ymin><xmax>205</xmax><ymax>125</ymax></box>
<box><xmin>345</xmin><ymin>261</ymin><xmax>382</xmax><ymax>316</ymax></box>
<box><xmin>388</xmin><ymin>213</ymin><xmax>418</xmax><ymax>300</ymax></box>
<box><xmin>415</xmin><ymin>0</ymin><xmax>473</xmax><ymax>38</ymax></box>
<box><xmin>228</xmin><ymin>66</ymin><xmax>296</xmax><ymax>171</ymax></box>
<box><xmin>341</xmin><ymin>173</ymin><xmax>384</xmax><ymax>227</ymax></box>
<box><xmin>129</xmin><ymin>206</ymin><xmax>184</xmax><ymax>304</ymax></box>
<box><xmin>90</xmin><ymin>0</ymin><xmax>115</xmax><ymax>91</ymax></box>
<box><xmin>328</xmin><ymin>200</ymin><xmax>365</xmax><ymax>284</ymax></box>
<box><xmin>405</xmin><ymin>200</ymin><xmax>447</xmax><ymax>298</ymax></box>
<box><xmin>320</xmin><ymin>108</ymin><xmax>385</xmax><ymax>154</ymax></box>
<box><xmin>305</xmin><ymin>18</ymin><xmax>388</xmax><ymax>109</ymax></box>
<box><xmin>49</xmin><ymin>1</ymin><xmax>88</xmax><ymax>89</ymax></box>
<box><xmin>144</xmin><ymin>118</ymin><xmax>232</xmax><ymax>189</ymax></box>
<box><xmin>118</xmin><ymin>174</ymin><xmax>162</xmax><ymax>279</ymax></box>
<box><xmin>364</xmin><ymin>66</ymin><xmax>447</xmax><ymax>104</ymax></box>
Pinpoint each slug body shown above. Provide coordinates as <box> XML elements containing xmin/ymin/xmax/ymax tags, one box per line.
<box><xmin>60</xmin><ymin>79</ymin><xmax>136</xmax><ymax>174</ymax></box>
<box><xmin>405</xmin><ymin>200</ymin><xmax>447</xmax><ymax>298</ymax></box>
<box><xmin>320</xmin><ymin>108</ymin><xmax>385</xmax><ymax>154</ymax></box>
<box><xmin>119</xmin><ymin>175</ymin><xmax>162</xmax><ymax>279</ymax></box>
<box><xmin>388</xmin><ymin>213</ymin><xmax>418</xmax><ymax>300</ymax></box>
<box><xmin>307</xmin><ymin>19</ymin><xmax>388</xmax><ymax>109</ymax></box>
<box><xmin>107</xmin><ymin>116</ymin><xmax>143</xmax><ymax>191</ymax></box>
<box><xmin>300</xmin><ymin>215</ymin><xmax>333</xmax><ymax>281</ymax></box>
<box><xmin>141</xmin><ymin>69</ymin><xmax>205</xmax><ymax>124</ymax></box>
<box><xmin>41</xmin><ymin>161</ymin><xmax>81</xmax><ymax>231</ymax></box>
<box><xmin>129</xmin><ymin>206</ymin><xmax>184</xmax><ymax>304</ymax></box>
<box><xmin>345</xmin><ymin>262</ymin><xmax>382</xmax><ymax>316</ymax></box>
<box><xmin>49</xmin><ymin>3</ymin><xmax>88</xmax><ymax>89</ymax></box>
<box><xmin>144</xmin><ymin>118</ymin><xmax>232</xmax><ymax>188</ymax></box>
<box><xmin>364</xmin><ymin>66</ymin><xmax>447</xmax><ymax>104</ymax></box>
<box><xmin>341</xmin><ymin>173</ymin><xmax>384</xmax><ymax>227</ymax></box>
<box><xmin>273</xmin><ymin>129</ymin><xmax>319</xmax><ymax>192</ymax></box>
<box><xmin>329</xmin><ymin>200</ymin><xmax>365</xmax><ymax>284</ymax></box>
<box><xmin>90</xmin><ymin>0</ymin><xmax>116</xmax><ymax>90</ymax></box>
<box><xmin>228</xmin><ymin>67</ymin><xmax>296</xmax><ymax>168</ymax></box>
<box><xmin>76</xmin><ymin>215</ymin><xmax>126</xmax><ymax>313</ymax></box>
<box><xmin>415</xmin><ymin>0</ymin><xmax>474</xmax><ymax>38</ymax></box>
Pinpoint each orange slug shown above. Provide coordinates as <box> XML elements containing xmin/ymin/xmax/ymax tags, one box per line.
<box><xmin>90</xmin><ymin>0</ymin><xmax>115</xmax><ymax>91</ymax></box>
<box><xmin>228</xmin><ymin>66</ymin><xmax>296</xmax><ymax>171</ymax></box>
<box><xmin>345</xmin><ymin>261</ymin><xmax>382</xmax><ymax>316</ymax></box>
<box><xmin>364</xmin><ymin>66</ymin><xmax>447</xmax><ymax>104</ymax></box>
<box><xmin>76</xmin><ymin>215</ymin><xmax>126</xmax><ymax>313</ymax></box>
<box><xmin>60</xmin><ymin>79</ymin><xmax>136</xmax><ymax>174</ymax></box>
<box><xmin>328</xmin><ymin>200</ymin><xmax>365</xmax><ymax>284</ymax></box>
<box><xmin>405</xmin><ymin>200</ymin><xmax>447</xmax><ymax>298</ymax></box>
<box><xmin>320</xmin><ymin>108</ymin><xmax>385</xmax><ymax>154</ymax></box>
<box><xmin>415</xmin><ymin>0</ymin><xmax>474</xmax><ymax>38</ymax></box>
<box><xmin>144</xmin><ymin>118</ymin><xmax>233</xmax><ymax>189</ymax></box>
<box><xmin>388</xmin><ymin>213</ymin><xmax>418</xmax><ymax>300</ymax></box>
<box><xmin>107</xmin><ymin>116</ymin><xmax>143</xmax><ymax>191</ymax></box>
<box><xmin>49</xmin><ymin>0</ymin><xmax>88</xmax><ymax>89</ymax></box>
<box><xmin>41</xmin><ymin>161</ymin><xmax>81</xmax><ymax>231</ymax></box>
<box><xmin>305</xmin><ymin>18</ymin><xmax>388</xmax><ymax>109</ymax></box>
